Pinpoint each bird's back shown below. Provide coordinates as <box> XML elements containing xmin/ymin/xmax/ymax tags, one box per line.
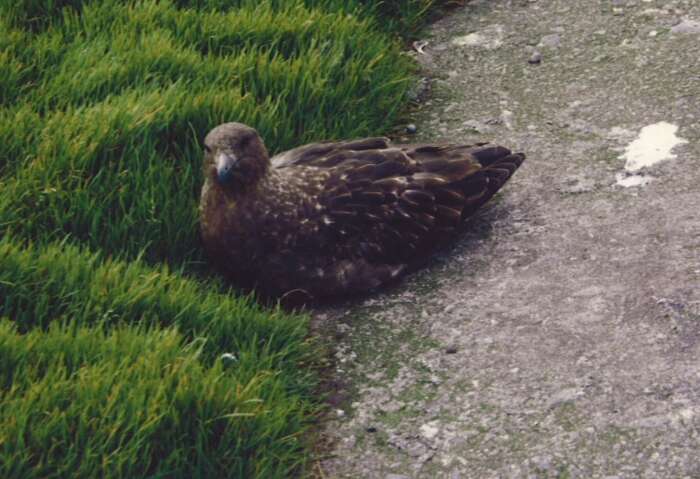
<box><xmin>255</xmin><ymin>137</ymin><xmax>525</xmax><ymax>299</ymax></box>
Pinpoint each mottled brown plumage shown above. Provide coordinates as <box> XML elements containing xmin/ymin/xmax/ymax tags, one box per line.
<box><xmin>200</xmin><ymin>122</ymin><xmax>524</xmax><ymax>300</ymax></box>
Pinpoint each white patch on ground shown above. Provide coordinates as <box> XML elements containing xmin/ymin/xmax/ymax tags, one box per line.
<box><xmin>615</xmin><ymin>173</ymin><xmax>654</xmax><ymax>188</ymax></box>
<box><xmin>419</xmin><ymin>422</ymin><xmax>440</xmax><ymax>440</ymax></box>
<box><xmin>622</xmin><ymin>122</ymin><xmax>688</xmax><ymax>171</ymax></box>
<box><xmin>451</xmin><ymin>25</ymin><xmax>503</xmax><ymax>49</ymax></box>
<box><xmin>500</xmin><ymin>110</ymin><xmax>514</xmax><ymax>130</ymax></box>
<box><xmin>615</xmin><ymin>121</ymin><xmax>687</xmax><ymax>187</ymax></box>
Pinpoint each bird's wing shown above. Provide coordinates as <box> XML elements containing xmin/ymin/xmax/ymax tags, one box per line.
<box><xmin>403</xmin><ymin>143</ymin><xmax>525</xmax><ymax>218</ymax></box>
<box><xmin>270</xmin><ymin>137</ymin><xmax>392</xmax><ymax>168</ymax></box>
<box><xmin>310</xmin><ymin>142</ymin><xmax>524</xmax><ymax>264</ymax></box>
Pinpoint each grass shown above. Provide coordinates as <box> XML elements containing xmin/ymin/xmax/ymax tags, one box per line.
<box><xmin>0</xmin><ymin>238</ymin><xmax>318</xmax><ymax>477</ymax></box>
<box><xmin>0</xmin><ymin>0</ymin><xmax>449</xmax><ymax>476</ymax></box>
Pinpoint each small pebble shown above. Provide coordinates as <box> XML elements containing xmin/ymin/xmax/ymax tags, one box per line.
<box><xmin>528</xmin><ymin>51</ymin><xmax>542</xmax><ymax>64</ymax></box>
<box><xmin>406</xmin><ymin>123</ymin><xmax>418</xmax><ymax>134</ymax></box>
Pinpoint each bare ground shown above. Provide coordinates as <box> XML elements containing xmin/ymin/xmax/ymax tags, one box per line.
<box><xmin>315</xmin><ymin>1</ymin><xmax>700</xmax><ymax>477</ymax></box>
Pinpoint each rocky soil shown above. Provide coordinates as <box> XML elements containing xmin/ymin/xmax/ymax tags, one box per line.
<box><xmin>316</xmin><ymin>0</ymin><xmax>700</xmax><ymax>477</ymax></box>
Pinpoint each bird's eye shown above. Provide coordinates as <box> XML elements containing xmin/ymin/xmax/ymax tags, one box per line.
<box><xmin>204</xmin><ymin>144</ymin><xmax>212</xmax><ymax>153</ymax></box>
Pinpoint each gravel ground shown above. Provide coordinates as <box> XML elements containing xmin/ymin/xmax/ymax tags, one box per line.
<box><xmin>315</xmin><ymin>1</ymin><xmax>700</xmax><ymax>477</ymax></box>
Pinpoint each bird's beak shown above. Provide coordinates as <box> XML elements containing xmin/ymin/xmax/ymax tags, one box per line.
<box><xmin>216</xmin><ymin>152</ymin><xmax>238</xmax><ymax>184</ymax></box>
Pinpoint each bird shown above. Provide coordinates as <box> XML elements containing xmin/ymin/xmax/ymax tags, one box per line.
<box><xmin>200</xmin><ymin>122</ymin><xmax>524</xmax><ymax>301</ymax></box>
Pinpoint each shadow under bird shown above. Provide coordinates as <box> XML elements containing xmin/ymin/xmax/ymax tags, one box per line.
<box><xmin>200</xmin><ymin>123</ymin><xmax>525</xmax><ymax>301</ymax></box>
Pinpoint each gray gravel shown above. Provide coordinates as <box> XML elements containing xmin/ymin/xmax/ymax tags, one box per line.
<box><xmin>315</xmin><ymin>0</ymin><xmax>700</xmax><ymax>477</ymax></box>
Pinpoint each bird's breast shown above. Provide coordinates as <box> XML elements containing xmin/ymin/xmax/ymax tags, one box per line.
<box><xmin>201</xmin><ymin>173</ymin><xmax>328</xmax><ymax>269</ymax></box>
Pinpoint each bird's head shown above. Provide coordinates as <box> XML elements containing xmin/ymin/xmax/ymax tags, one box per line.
<box><xmin>203</xmin><ymin>123</ymin><xmax>270</xmax><ymax>192</ymax></box>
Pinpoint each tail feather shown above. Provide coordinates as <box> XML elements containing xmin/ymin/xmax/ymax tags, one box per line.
<box><xmin>457</xmin><ymin>152</ymin><xmax>525</xmax><ymax>219</ymax></box>
<box><xmin>470</xmin><ymin>144</ymin><xmax>514</xmax><ymax>167</ymax></box>
<box><xmin>405</xmin><ymin>142</ymin><xmax>525</xmax><ymax>221</ymax></box>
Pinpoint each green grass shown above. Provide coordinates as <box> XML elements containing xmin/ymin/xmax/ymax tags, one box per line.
<box><xmin>0</xmin><ymin>321</ymin><xmax>310</xmax><ymax>478</ymax></box>
<box><xmin>0</xmin><ymin>0</ymin><xmax>447</xmax><ymax>476</ymax></box>
<box><xmin>0</xmin><ymin>238</ymin><xmax>318</xmax><ymax>477</ymax></box>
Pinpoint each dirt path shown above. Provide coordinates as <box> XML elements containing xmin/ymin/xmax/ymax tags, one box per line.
<box><xmin>316</xmin><ymin>1</ymin><xmax>700</xmax><ymax>477</ymax></box>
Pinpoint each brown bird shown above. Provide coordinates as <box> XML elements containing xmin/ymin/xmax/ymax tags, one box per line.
<box><xmin>200</xmin><ymin>123</ymin><xmax>524</xmax><ymax>301</ymax></box>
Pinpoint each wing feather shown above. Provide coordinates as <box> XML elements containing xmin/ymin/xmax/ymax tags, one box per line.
<box><xmin>271</xmin><ymin>137</ymin><xmax>391</xmax><ymax>168</ymax></box>
<box><xmin>272</xmin><ymin>137</ymin><xmax>523</xmax><ymax>265</ymax></box>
